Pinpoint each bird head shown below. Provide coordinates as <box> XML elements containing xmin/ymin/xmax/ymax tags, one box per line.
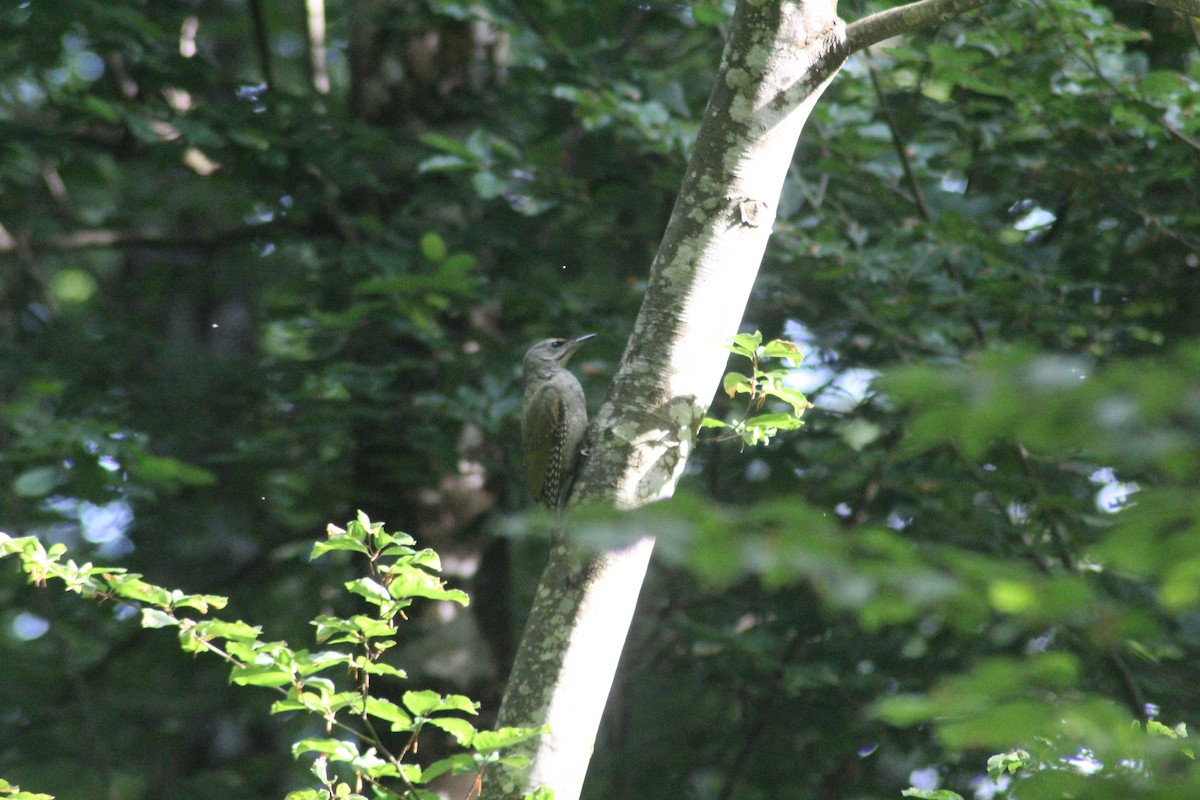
<box><xmin>522</xmin><ymin>333</ymin><xmax>596</xmax><ymax>379</ymax></box>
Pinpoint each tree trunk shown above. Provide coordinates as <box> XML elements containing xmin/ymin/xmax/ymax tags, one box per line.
<box><xmin>483</xmin><ymin>3</ymin><xmax>845</xmax><ymax>799</ymax></box>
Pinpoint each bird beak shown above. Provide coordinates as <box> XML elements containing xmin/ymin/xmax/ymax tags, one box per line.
<box><xmin>559</xmin><ymin>333</ymin><xmax>596</xmax><ymax>362</ymax></box>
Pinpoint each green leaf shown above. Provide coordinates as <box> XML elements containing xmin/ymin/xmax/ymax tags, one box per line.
<box><xmin>140</xmin><ymin>608</ymin><xmax>178</xmax><ymax>629</ymax></box>
<box><xmin>312</xmin><ymin>614</ymin><xmax>396</xmax><ymax>643</ymax></box>
<box><xmin>471</xmin><ymin>725</ymin><xmax>549</xmax><ymax>753</ymax></box>
<box><xmin>692</xmin><ymin>1</ymin><xmax>731</xmax><ymax>26</ymax></box>
<box><xmin>353</xmin><ymin>656</ymin><xmax>407</xmax><ymax>679</ymax></box>
<box><xmin>728</xmin><ymin>331</ymin><xmax>763</xmax><ymax>358</ymax></box>
<box><xmin>428</xmin><ymin>716</ymin><xmax>477</xmax><ymax>744</ymax></box>
<box><xmin>420</xmin><ymin>753</ymin><xmax>478</xmax><ymax>783</ymax></box>
<box><xmin>292</xmin><ymin>738</ymin><xmax>360</xmax><ymax>761</ymax></box>
<box><xmin>12</xmin><ymin>467</ymin><xmax>63</xmax><ymax>498</ymax></box>
<box><xmin>874</xmin><ymin>694</ymin><xmax>938</xmax><ymax>726</ymax></box>
<box><xmin>417</xmin><ymin>154</ymin><xmax>472</xmax><ymax>173</ymax></box>
<box><xmin>172</xmin><ymin>593</ymin><xmax>229</xmax><ymax>613</ymax></box>
<box><xmin>761</xmin><ymin>339</ymin><xmax>803</xmax><ymax>364</ymax></box>
<box><xmin>744</xmin><ymin>413</ymin><xmax>803</xmax><ymax>431</ymax></box>
<box><xmin>82</xmin><ymin>95</ymin><xmax>121</xmax><ymax>122</ymax></box>
<box><xmin>363</xmin><ymin>697</ymin><xmax>413</xmax><ymax>729</ymax></box>
<box><xmin>440</xmin><ymin>252</ymin><xmax>477</xmax><ymax>275</ymax></box>
<box><xmin>1146</xmin><ymin>720</ymin><xmax>1187</xmax><ymax>738</ymax></box>
<box><xmin>130</xmin><ymin>453</ymin><xmax>216</xmax><ymax>487</ymax></box>
<box><xmin>987</xmin><ymin>749</ymin><xmax>1030</xmax><ymax>779</ymax></box>
<box><xmin>386</xmin><ymin>569</ymin><xmax>469</xmax><ymax>606</ymax></box>
<box><xmin>406</xmin><ymin>548</ymin><xmax>443</xmax><ymax>571</ymax></box>
<box><xmin>106</xmin><ymin>574</ymin><xmax>173</xmax><ymax>606</ymax></box>
<box><xmin>121</xmin><ymin>112</ymin><xmax>161</xmax><ymax>143</ymax></box>
<box><xmin>420</xmin><ymin>232</ymin><xmax>447</xmax><ymax>263</ymax></box>
<box><xmin>723</xmin><ymin>372</ymin><xmax>752</xmax><ymax>397</ymax></box>
<box><xmin>419</xmin><ymin>131</ymin><xmax>476</xmax><ymax>159</ymax></box>
<box><xmin>191</xmin><ymin>619</ymin><xmax>264</xmax><ymax>643</ymax></box>
<box><xmin>345</xmin><ymin>577</ymin><xmax>391</xmax><ymax>604</ymax></box>
<box><xmin>230</xmin><ymin>664</ymin><xmax>295</xmax><ymax>688</ymax></box>
<box><xmin>310</xmin><ymin>537</ymin><xmax>370</xmax><ymax>559</ymax></box>
<box><xmin>433</xmin><ymin>692</ymin><xmax>476</xmax><ymax>715</ymax></box>
<box><xmin>295</xmin><ymin>650</ymin><xmax>350</xmax><ymax>676</ymax></box>
<box><xmin>902</xmin><ymin>791</ymin><xmax>965</xmax><ymax>800</ymax></box>
<box><xmin>379</xmin><ymin>538</ymin><xmax>418</xmax><ymax>555</ymax></box>
<box><xmin>472</xmin><ymin>171</ymin><xmax>506</xmax><ymax>199</ymax></box>
<box><xmin>403</xmin><ymin>689</ymin><xmax>443</xmax><ymax>716</ymax></box>
<box><xmin>763</xmin><ymin>385</ymin><xmax>812</xmax><ymax>414</ymax></box>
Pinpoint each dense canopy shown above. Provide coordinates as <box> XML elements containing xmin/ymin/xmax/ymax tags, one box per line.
<box><xmin>2</xmin><ymin>1</ymin><xmax>1199</xmax><ymax>799</ymax></box>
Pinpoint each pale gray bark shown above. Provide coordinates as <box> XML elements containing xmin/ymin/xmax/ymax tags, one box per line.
<box><xmin>576</xmin><ymin>8</ymin><xmax>846</xmax><ymax>513</ymax></box>
<box><xmin>483</xmin><ymin>2</ymin><xmax>846</xmax><ymax>799</ymax></box>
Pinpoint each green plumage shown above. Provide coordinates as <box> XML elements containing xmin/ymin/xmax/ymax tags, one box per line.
<box><xmin>521</xmin><ymin>334</ymin><xmax>594</xmax><ymax>509</ymax></box>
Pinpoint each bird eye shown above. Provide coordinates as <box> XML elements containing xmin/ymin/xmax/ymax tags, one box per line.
<box><xmin>550</xmin><ymin>340</ymin><xmax>564</xmax><ymax>348</ymax></box>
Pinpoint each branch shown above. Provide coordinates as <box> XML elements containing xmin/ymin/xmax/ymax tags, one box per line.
<box><xmin>864</xmin><ymin>55</ymin><xmax>932</xmax><ymax>221</ymax></box>
<box><xmin>716</xmin><ymin>629</ymin><xmax>805</xmax><ymax>800</ymax></box>
<box><xmin>844</xmin><ymin>0</ymin><xmax>992</xmax><ymax>54</ymax></box>
<box><xmin>1139</xmin><ymin>0</ymin><xmax>1200</xmax><ymax>15</ymax></box>
<box><xmin>0</xmin><ymin>225</ymin><xmax>276</xmax><ymax>254</ymax></box>
<box><xmin>1107</xmin><ymin>646</ymin><xmax>1148</xmax><ymax>722</ymax></box>
<box><xmin>844</xmin><ymin>0</ymin><xmax>1200</xmax><ymax>55</ymax></box>
<box><xmin>248</xmin><ymin>0</ymin><xmax>276</xmax><ymax>90</ymax></box>
<box><xmin>305</xmin><ymin>0</ymin><xmax>331</xmax><ymax>94</ymax></box>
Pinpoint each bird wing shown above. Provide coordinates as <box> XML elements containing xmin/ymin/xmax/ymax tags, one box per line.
<box><xmin>522</xmin><ymin>383</ymin><xmax>568</xmax><ymax>505</ymax></box>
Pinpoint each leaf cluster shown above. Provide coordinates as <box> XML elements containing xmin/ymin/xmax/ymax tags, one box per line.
<box><xmin>0</xmin><ymin>513</ymin><xmax>545</xmax><ymax>800</ymax></box>
<box><xmin>701</xmin><ymin>331</ymin><xmax>814</xmax><ymax>447</ymax></box>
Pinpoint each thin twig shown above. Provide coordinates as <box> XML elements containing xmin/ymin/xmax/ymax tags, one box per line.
<box><xmin>715</xmin><ymin>628</ymin><xmax>805</xmax><ymax>800</ymax></box>
<box><xmin>1107</xmin><ymin>646</ymin><xmax>1148</xmax><ymax>722</ymax></box>
<box><xmin>864</xmin><ymin>54</ymin><xmax>932</xmax><ymax>222</ymax></box>
<box><xmin>248</xmin><ymin>0</ymin><xmax>275</xmax><ymax>90</ymax></box>
<box><xmin>0</xmin><ymin>225</ymin><xmax>277</xmax><ymax>254</ymax></box>
<box><xmin>835</xmin><ymin>292</ymin><xmax>956</xmax><ymax>359</ymax></box>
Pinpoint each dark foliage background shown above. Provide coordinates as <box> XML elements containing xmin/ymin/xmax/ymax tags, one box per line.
<box><xmin>2</xmin><ymin>1</ymin><xmax>1199</xmax><ymax>798</ymax></box>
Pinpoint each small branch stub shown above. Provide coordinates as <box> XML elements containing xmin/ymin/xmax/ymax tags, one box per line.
<box><xmin>739</xmin><ymin>198</ymin><xmax>767</xmax><ymax>227</ymax></box>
